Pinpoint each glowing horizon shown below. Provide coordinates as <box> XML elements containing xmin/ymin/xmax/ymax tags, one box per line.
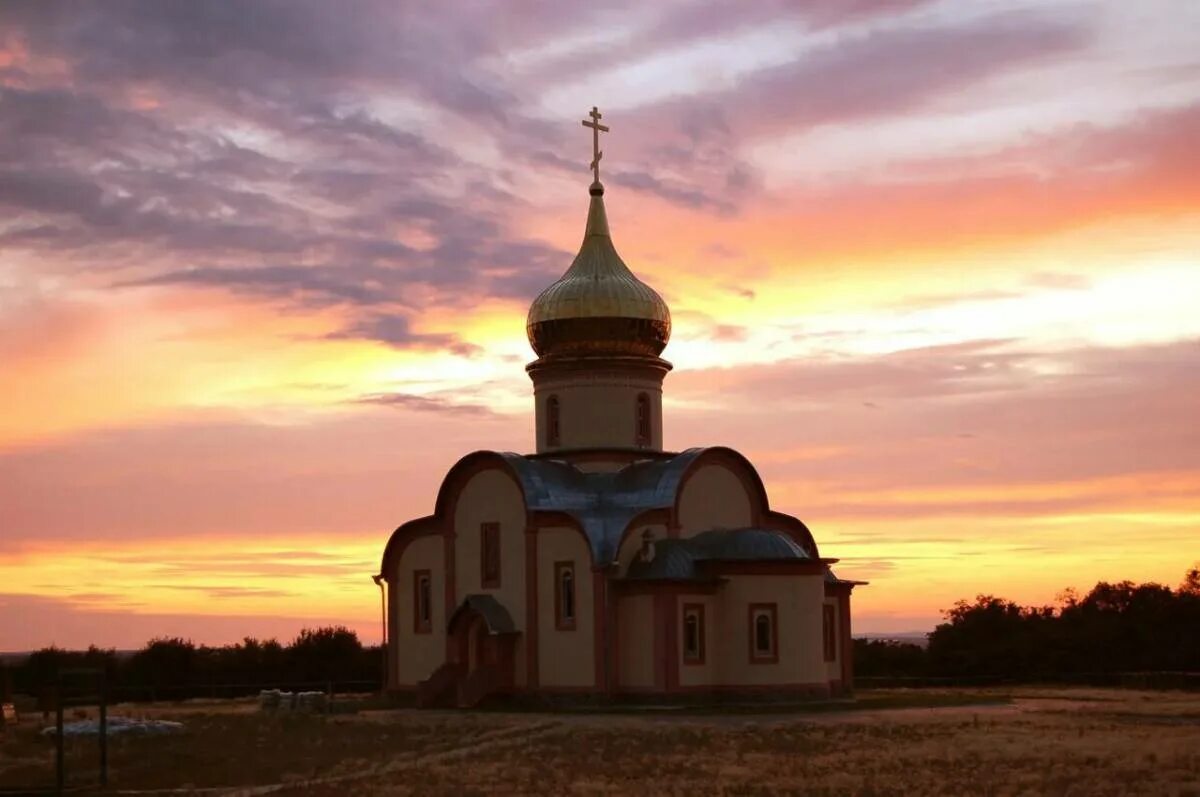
<box><xmin>1</xmin><ymin>0</ymin><xmax>1198</xmax><ymax>650</ymax></box>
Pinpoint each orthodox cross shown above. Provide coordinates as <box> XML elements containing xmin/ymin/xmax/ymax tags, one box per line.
<box><xmin>581</xmin><ymin>106</ymin><xmax>609</xmax><ymax>183</ymax></box>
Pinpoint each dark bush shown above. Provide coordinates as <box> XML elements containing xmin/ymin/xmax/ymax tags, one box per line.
<box><xmin>853</xmin><ymin>565</ymin><xmax>1199</xmax><ymax>681</ymax></box>
<box><xmin>8</xmin><ymin>626</ymin><xmax>381</xmax><ymax>700</ymax></box>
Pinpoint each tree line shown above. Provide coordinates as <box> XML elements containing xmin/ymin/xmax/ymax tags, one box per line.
<box><xmin>4</xmin><ymin>626</ymin><xmax>382</xmax><ymax>702</ymax></box>
<box><xmin>855</xmin><ymin>566</ymin><xmax>1200</xmax><ymax>682</ymax></box>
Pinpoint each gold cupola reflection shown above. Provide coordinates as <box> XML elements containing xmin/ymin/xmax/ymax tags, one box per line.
<box><xmin>526</xmin><ymin>179</ymin><xmax>672</xmax><ymax>359</ymax></box>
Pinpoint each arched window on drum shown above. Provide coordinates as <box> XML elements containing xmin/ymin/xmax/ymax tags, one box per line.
<box><xmin>635</xmin><ymin>392</ymin><xmax>651</xmax><ymax>447</ymax></box>
<box><xmin>546</xmin><ymin>395</ymin><xmax>561</xmax><ymax>448</ymax></box>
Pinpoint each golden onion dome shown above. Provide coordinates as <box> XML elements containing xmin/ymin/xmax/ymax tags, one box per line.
<box><xmin>527</xmin><ymin>182</ymin><xmax>671</xmax><ymax>358</ymax></box>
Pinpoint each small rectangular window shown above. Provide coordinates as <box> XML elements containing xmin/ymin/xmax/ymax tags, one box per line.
<box><xmin>555</xmin><ymin>561</ymin><xmax>576</xmax><ymax>630</ymax></box>
<box><xmin>413</xmin><ymin>570</ymin><xmax>432</xmax><ymax>634</ymax></box>
<box><xmin>823</xmin><ymin>604</ymin><xmax>837</xmax><ymax>662</ymax></box>
<box><xmin>481</xmin><ymin>522</ymin><xmax>501</xmax><ymax>588</ymax></box>
<box><xmin>682</xmin><ymin>603</ymin><xmax>705</xmax><ymax>665</ymax></box>
<box><xmin>748</xmin><ymin>603</ymin><xmax>778</xmax><ymax>663</ymax></box>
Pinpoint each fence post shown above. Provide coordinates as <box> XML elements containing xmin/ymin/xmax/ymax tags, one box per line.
<box><xmin>55</xmin><ymin>687</ymin><xmax>64</xmax><ymax>795</ymax></box>
<box><xmin>99</xmin><ymin>673</ymin><xmax>108</xmax><ymax>788</ymax></box>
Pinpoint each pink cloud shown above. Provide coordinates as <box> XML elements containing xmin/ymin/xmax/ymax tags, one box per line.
<box><xmin>669</xmin><ymin>338</ymin><xmax>1200</xmax><ymax>512</ymax></box>
<box><xmin>0</xmin><ymin>406</ymin><xmax>527</xmax><ymax>548</ymax></box>
<box><xmin>0</xmin><ymin>593</ymin><xmax>376</xmax><ymax>651</ymax></box>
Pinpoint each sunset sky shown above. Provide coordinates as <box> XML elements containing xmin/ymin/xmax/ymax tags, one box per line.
<box><xmin>2</xmin><ymin>0</ymin><xmax>1198</xmax><ymax>651</ymax></box>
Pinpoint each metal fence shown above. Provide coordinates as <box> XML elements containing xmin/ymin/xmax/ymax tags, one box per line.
<box><xmin>0</xmin><ymin>676</ymin><xmax>386</xmax><ymax>795</ymax></box>
<box><xmin>101</xmin><ymin>678</ymin><xmax>381</xmax><ymax>704</ymax></box>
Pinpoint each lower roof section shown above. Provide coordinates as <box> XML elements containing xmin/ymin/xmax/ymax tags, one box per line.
<box><xmin>625</xmin><ymin>528</ymin><xmax>822</xmax><ymax>582</ymax></box>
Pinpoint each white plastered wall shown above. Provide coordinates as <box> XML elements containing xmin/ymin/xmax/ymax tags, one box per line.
<box><xmin>823</xmin><ymin>596</ymin><xmax>842</xmax><ymax>682</ymax></box>
<box><xmin>713</xmin><ymin>574</ymin><xmax>827</xmax><ymax>687</ymax></box>
<box><xmin>532</xmin><ymin>367</ymin><xmax>664</xmax><ymax>452</ymax></box>
<box><xmin>452</xmin><ymin>468</ymin><xmax>528</xmax><ymax>686</ymax></box>
<box><xmin>677</xmin><ymin>464</ymin><xmax>753</xmax><ymax>534</ymax></box>
<box><xmin>537</xmin><ymin>526</ymin><xmax>595</xmax><ymax>687</ymax></box>
<box><xmin>392</xmin><ymin>534</ymin><xmax>444</xmax><ymax>686</ymax></box>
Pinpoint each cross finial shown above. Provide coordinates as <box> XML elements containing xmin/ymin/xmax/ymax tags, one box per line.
<box><xmin>581</xmin><ymin>106</ymin><xmax>610</xmax><ymax>184</ymax></box>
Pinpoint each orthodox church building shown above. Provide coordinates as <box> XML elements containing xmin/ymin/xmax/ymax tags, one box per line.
<box><xmin>377</xmin><ymin>109</ymin><xmax>861</xmax><ymax>707</ymax></box>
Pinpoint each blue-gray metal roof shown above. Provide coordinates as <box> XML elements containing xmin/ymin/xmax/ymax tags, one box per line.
<box><xmin>379</xmin><ymin>447</ymin><xmax>829</xmax><ymax>580</ymax></box>
<box><xmin>625</xmin><ymin>528</ymin><xmax>811</xmax><ymax>581</ymax></box>
<box><xmin>690</xmin><ymin>528</ymin><xmax>808</xmax><ymax>560</ymax></box>
<box><xmin>491</xmin><ymin>448</ymin><xmax>710</xmax><ymax>564</ymax></box>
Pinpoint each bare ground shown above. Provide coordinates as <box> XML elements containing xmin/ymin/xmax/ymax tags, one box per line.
<box><xmin>1</xmin><ymin>688</ymin><xmax>1197</xmax><ymax>795</ymax></box>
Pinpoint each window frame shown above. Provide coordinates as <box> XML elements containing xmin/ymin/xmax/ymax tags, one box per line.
<box><xmin>413</xmin><ymin>569</ymin><xmax>433</xmax><ymax>634</ymax></box>
<box><xmin>480</xmin><ymin>522</ymin><xmax>501</xmax><ymax>589</ymax></box>
<box><xmin>546</xmin><ymin>395</ymin><xmax>561</xmax><ymax>448</ymax></box>
<box><xmin>823</xmin><ymin>603</ymin><xmax>837</xmax><ymax>662</ymax></box>
<box><xmin>748</xmin><ymin>603</ymin><xmax>778</xmax><ymax>664</ymax></box>
<box><xmin>554</xmin><ymin>561</ymin><xmax>576</xmax><ymax>631</ymax></box>
<box><xmin>635</xmin><ymin>392</ymin><xmax>651</xmax><ymax>447</ymax></box>
<box><xmin>681</xmin><ymin>602</ymin><xmax>706</xmax><ymax>665</ymax></box>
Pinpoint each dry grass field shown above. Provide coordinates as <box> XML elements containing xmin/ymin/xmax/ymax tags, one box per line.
<box><xmin>1</xmin><ymin>688</ymin><xmax>1197</xmax><ymax>795</ymax></box>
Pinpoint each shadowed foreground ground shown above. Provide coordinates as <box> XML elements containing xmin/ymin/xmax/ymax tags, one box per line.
<box><xmin>1</xmin><ymin>688</ymin><xmax>1197</xmax><ymax>795</ymax></box>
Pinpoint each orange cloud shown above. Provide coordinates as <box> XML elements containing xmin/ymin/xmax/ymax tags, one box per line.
<box><xmin>1</xmin><ymin>2</ymin><xmax>1197</xmax><ymax>647</ymax></box>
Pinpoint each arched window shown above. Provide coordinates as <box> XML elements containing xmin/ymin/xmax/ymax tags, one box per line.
<box><xmin>635</xmin><ymin>392</ymin><xmax>651</xmax><ymax>446</ymax></box>
<box><xmin>481</xmin><ymin>522</ymin><xmax>501</xmax><ymax>588</ymax></box>
<box><xmin>555</xmin><ymin>561</ymin><xmax>576</xmax><ymax>630</ymax></box>
<box><xmin>755</xmin><ymin>614</ymin><xmax>771</xmax><ymax>652</ymax></box>
<box><xmin>561</xmin><ymin>568</ymin><xmax>574</xmax><ymax>621</ymax></box>
<box><xmin>546</xmin><ymin>395</ymin><xmax>561</xmax><ymax>447</ymax></box>
<box><xmin>682</xmin><ymin>604</ymin><xmax>705</xmax><ymax>664</ymax></box>
<box><xmin>413</xmin><ymin>570</ymin><xmax>432</xmax><ymax>634</ymax></box>
<box><xmin>749</xmin><ymin>603</ymin><xmax>777</xmax><ymax>663</ymax></box>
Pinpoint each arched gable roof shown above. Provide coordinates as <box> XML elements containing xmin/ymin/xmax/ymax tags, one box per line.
<box><xmin>378</xmin><ymin>446</ymin><xmax>807</xmax><ymax>575</ymax></box>
<box><xmin>433</xmin><ymin>450</ymin><xmax>530</xmax><ymax>520</ymax></box>
<box><xmin>379</xmin><ymin>514</ymin><xmax>438</xmax><ymax>580</ymax></box>
<box><xmin>671</xmin><ymin>446</ymin><xmax>771</xmax><ymax>524</ymax></box>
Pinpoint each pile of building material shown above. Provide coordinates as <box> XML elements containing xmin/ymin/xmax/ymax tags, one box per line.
<box><xmin>42</xmin><ymin>716</ymin><xmax>184</xmax><ymax>736</ymax></box>
<box><xmin>258</xmin><ymin>689</ymin><xmax>328</xmax><ymax>713</ymax></box>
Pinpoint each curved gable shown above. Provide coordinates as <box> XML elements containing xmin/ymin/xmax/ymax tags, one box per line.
<box><xmin>379</xmin><ymin>515</ymin><xmax>439</xmax><ymax>578</ymax></box>
<box><xmin>380</xmin><ymin>446</ymin><xmax>803</xmax><ymax>576</ymax></box>
<box><xmin>674</xmin><ymin>447</ymin><xmax>769</xmax><ymax>534</ymax></box>
<box><xmin>378</xmin><ymin>451</ymin><xmax>529</xmax><ymax>579</ymax></box>
<box><xmin>434</xmin><ymin>450</ymin><xmax>529</xmax><ymax>522</ymax></box>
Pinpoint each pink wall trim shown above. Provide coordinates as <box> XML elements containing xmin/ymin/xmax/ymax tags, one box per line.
<box><xmin>525</xmin><ymin>526</ymin><xmax>539</xmax><ymax>688</ymax></box>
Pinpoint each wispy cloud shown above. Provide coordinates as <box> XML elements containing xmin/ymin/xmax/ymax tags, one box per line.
<box><xmin>1</xmin><ymin>0</ymin><xmax>1197</xmax><ymax>645</ymax></box>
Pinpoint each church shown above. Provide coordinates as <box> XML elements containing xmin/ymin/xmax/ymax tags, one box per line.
<box><xmin>376</xmin><ymin>108</ymin><xmax>862</xmax><ymax>707</ymax></box>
